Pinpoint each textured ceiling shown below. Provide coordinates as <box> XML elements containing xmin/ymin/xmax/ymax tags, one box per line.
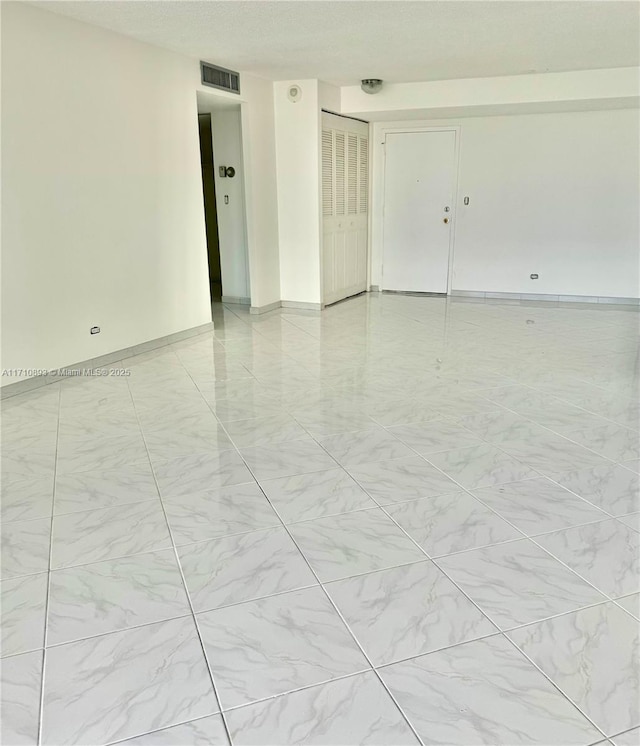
<box><xmin>36</xmin><ymin>1</ymin><xmax>640</xmax><ymax>85</ymax></box>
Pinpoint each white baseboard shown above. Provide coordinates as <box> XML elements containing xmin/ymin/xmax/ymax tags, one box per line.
<box><xmin>249</xmin><ymin>300</ymin><xmax>324</xmax><ymax>314</ymax></box>
<box><xmin>281</xmin><ymin>300</ymin><xmax>323</xmax><ymax>311</ymax></box>
<box><xmin>249</xmin><ymin>300</ymin><xmax>282</xmax><ymax>315</ymax></box>
<box><xmin>249</xmin><ymin>300</ymin><xmax>323</xmax><ymax>314</ymax></box>
<box><xmin>1</xmin><ymin>322</ymin><xmax>215</xmax><ymax>399</ymax></box>
<box><xmin>450</xmin><ymin>290</ymin><xmax>640</xmax><ymax>305</ymax></box>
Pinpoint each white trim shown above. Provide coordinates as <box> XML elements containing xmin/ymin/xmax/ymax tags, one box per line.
<box><xmin>0</xmin><ymin>322</ymin><xmax>215</xmax><ymax>399</ymax></box>
<box><xmin>322</xmin><ymin>111</ymin><xmax>369</xmax><ymax>136</ymax></box>
<box><xmin>281</xmin><ymin>300</ymin><xmax>323</xmax><ymax>311</ymax></box>
<box><xmin>249</xmin><ymin>300</ymin><xmax>282</xmax><ymax>315</ymax></box>
<box><xmin>447</xmin><ymin>128</ymin><xmax>462</xmax><ymax>295</ymax></box>
<box><xmin>249</xmin><ymin>299</ymin><xmax>324</xmax><ymax>314</ymax></box>
<box><xmin>450</xmin><ymin>290</ymin><xmax>640</xmax><ymax>305</ymax></box>
<box><xmin>366</xmin><ymin>123</ymin><xmax>374</xmax><ymax>293</ymax></box>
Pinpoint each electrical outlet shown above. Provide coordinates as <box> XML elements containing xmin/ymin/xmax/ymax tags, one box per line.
<box><xmin>90</xmin><ymin>326</ymin><xmax>101</xmax><ymax>335</ymax></box>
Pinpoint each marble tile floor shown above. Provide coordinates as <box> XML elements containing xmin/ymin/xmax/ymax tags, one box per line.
<box><xmin>1</xmin><ymin>293</ymin><xmax>639</xmax><ymax>746</ymax></box>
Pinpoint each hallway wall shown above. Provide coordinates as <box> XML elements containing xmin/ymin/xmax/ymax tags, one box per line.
<box><xmin>211</xmin><ymin>109</ymin><xmax>250</xmax><ymax>302</ymax></box>
<box><xmin>1</xmin><ymin>2</ymin><xmax>212</xmax><ymax>382</ymax></box>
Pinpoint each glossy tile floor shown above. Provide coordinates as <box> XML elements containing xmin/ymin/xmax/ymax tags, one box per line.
<box><xmin>2</xmin><ymin>293</ymin><xmax>639</xmax><ymax>746</ymax></box>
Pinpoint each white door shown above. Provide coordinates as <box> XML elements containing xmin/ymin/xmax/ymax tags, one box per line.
<box><xmin>383</xmin><ymin>130</ymin><xmax>457</xmax><ymax>293</ymax></box>
<box><xmin>322</xmin><ymin>113</ymin><xmax>369</xmax><ymax>306</ymax></box>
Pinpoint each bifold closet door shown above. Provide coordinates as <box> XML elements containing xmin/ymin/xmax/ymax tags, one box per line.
<box><xmin>322</xmin><ymin>115</ymin><xmax>369</xmax><ymax>306</ymax></box>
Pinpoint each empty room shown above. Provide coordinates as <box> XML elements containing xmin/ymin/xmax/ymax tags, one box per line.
<box><xmin>1</xmin><ymin>1</ymin><xmax>639</xmax><ymax>745</ymax></box>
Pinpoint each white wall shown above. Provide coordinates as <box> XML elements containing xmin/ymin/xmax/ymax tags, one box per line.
<box><xmin>371</xmin><ymin>108</ymin><xmax>640</xmax><ymax>299</ymax></box>
<box><xmin>1</xmin><ymin>2</ymin><xmax>212</xmax><ymax>382</ymax></box>
<box><xmin>273</xmin><ymin>79</ymin><xmax>322</xmax><ymax>305</ymax></box>
<box><xmin>210</xmin><ymin>109</ymin><xmax>250</xmax><ymax>300</ymax></box>
<box><xmin>342</xmin><ymin>67</ymin><xmax>640</xmax><ymax>121</ymax></box>
<box><xmin>319</xmin><ymin>81</ymin><xmax>341</xmax><ymax>114</ymax></box>
<box><xmin>237</xmin><ymin>74</ymin><xmax>281</xmax><ymax>309</ymax></box>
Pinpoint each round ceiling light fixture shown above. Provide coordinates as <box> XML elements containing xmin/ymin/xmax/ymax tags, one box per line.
<box><xmin>361</xmin><ymin>78</ymin><xmax>383</xmax><ymax>94</ymax></box>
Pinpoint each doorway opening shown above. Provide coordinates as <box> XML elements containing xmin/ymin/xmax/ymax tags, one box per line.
<box><xmin>196</xmin><ymin>92</ymin><xmax>251</xmax><ymax>309</ymax></box>
<box><xmin>198</xmin><ymin>113</ymin><xmax>222</xmax><ymax>301</ymax></box>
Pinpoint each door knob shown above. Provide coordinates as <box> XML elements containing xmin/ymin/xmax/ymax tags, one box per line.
<box><xmin>443</xmin><ymin>217</ymin><xmax>450</xmax><ymax>224</ymax></box>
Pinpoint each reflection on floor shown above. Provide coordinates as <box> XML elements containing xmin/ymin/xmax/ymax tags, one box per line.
<box><xmin>2</xmin><ymin>293</ymin><xmax>639</xmax><ymax>745</ymax></box>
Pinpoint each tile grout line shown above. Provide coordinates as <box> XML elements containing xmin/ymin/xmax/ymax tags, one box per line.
<box><xmin>5</xmin><ymin>297</ymin><xmax>638</xmax><ymax>745</ymax></box>
<box><xmin>16</xmin><ymin>553</ymin><xmax>629</xmax><ymax>661</ymax></box>
<box><xmin>36</xmin><ymin>381</ymin><xmax>62</xmax><ymax>745</ymax></box>
<box><xmin>357</xmin><ymin>454</ymin><xmax>613</xmax><ymax>741</ymax></box>
<box><xmin>201</xmin><ymin>669</ymin><xmax>373</xmax><ymax>717</ymax></box>
<box><xmin>479</xmin><ymin>378</ymin><xmax>637</xmax><ymax>433</ymax></box>
<box><xmin>462</xmin><ymin>394</ymin><xmax>630</xmax><ymax>468</ymax></box>
<box><xmin>401</xmin><ymin>440</ymin><xmax>620</xmax><ymax>607</ymax></box>
<box><xmin>382</xmin><ymin>411</ymin><xmax>635</xmax><ymax>603</ymax></box>
<box><xmin>100</xmin><ymin>670</ymin><xmax>378</xmax><ymax>745</ymax></box>
<box><xmin>608</xmin><ymin>726</ymin><xmax>640</xmax><ymax>743</ymax></box>
<box><xmin>7</xmin><ymin>571</ymin><xmax>628</xmax><ymax>663</ymax></box>
<box><xmin>500</xmin><ymin>633</ymin><xmax>609</xmax><ymax>741</ymax></box>
<box><xmin>104</xmin><ymin>710</ymin><xmax>227</xmax><ymax>746</ymax></box>
<box><xmin>32</xmin><ymin>611</ymin><xmax>195</xmax><ymax>653</ymax></box>
<box><xmin>23</xmin><ymin>433</ymin><xmax>630</xmax><ymax>529</ymax></box>
<box><xmin>189</xmin><ymin>350</ymin><xmax>635</xmax><ymax>673</ymax></box>
<box><xmin>425</xmin><ymin>415</ymin><xmax>630</xmax><ymax>603</ymax></box>
<box><xmin>343</xmin><ymin>457</ymin><xmax>624</xmax><ymax>535</ymax></box>
<box><xmin>406</xmin><ymin>416</ymin><xmax>636</xmax><ymax>735</ymax></box>
<box><xmin>445</xmin><ymin>406</ymin><xmax>639</xmax><ymax>519</ymax></box>
<box><xmin>124</xmin><ymin>368</ymin><xmax>236</xmax><ymax>746</ymax></box>
<box><xmin>224</xmin><ymin>447</ymin><xmax>427</xmax><ymax>746</ymax></box>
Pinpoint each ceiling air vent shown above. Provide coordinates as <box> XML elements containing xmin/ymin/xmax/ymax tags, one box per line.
<box><xmin>200</xmin><ymin>62</ymin><xmax>240</xmax><ymax>94</ymax></box>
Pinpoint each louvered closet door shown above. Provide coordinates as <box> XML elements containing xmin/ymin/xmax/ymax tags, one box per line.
<box><xmin>322</xmin><ymin>113</ymin><xmax>369</xmax><ymax>306</ymax></box>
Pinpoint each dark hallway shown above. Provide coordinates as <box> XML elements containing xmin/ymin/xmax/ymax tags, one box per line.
<box><xmin>198</xmin><ymin>113</ymin><xmax>223</xmax><ymax>301</ymax></box>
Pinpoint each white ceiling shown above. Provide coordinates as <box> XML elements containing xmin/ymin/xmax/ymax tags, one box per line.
<box><xmin>37</xmin><ymin>1</ymin><xmax>640</xmax><ymax>86</ymax></box>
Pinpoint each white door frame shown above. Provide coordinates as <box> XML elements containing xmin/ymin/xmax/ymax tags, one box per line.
<box><xmin>374</xmin><ymin>124</ymin><xmax>461</xmax><ymax>295</ymax></box>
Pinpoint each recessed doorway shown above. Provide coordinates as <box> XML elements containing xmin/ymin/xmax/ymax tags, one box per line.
<box><xmin>196</xmin><ymin>92</ymin><xmax>250</xmax><ymax>307</ymax></box>
<box><xmin>198</xmin><ymin>113</ymin><xmax>222</xmax><ymax>301</ymax></box>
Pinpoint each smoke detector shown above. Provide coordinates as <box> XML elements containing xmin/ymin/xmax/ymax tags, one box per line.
<box><xmin>361</xmin><ymin>79</ymin><xmax>383</xmax><ymax>94</ymax></box>
<box><xmin>287</xmin><ymin>84</ymin><xmax>302</xmax><ymax>103</ymax></box>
